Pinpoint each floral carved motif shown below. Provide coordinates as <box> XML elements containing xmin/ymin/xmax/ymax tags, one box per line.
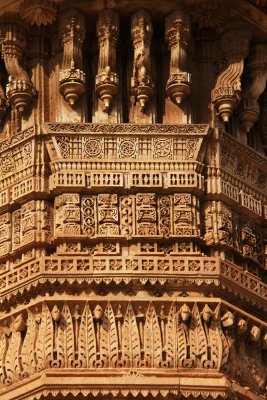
<box><xmin>20</xmin><ymin>0</ymin><xmax>57</xmax><ymax>26</ymax></box>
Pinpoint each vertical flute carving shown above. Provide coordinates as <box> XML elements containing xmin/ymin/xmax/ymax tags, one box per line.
<box><xmin>59</xmin><ymin>8</ymin><xmax>86</xmax><ymax>106</ymax></box>
<box><xmin>239</xmin><ymin>44</ymin><xmax>267</xmax><ymax>132</ymax></box>
<box><xmin>211</xmin><ymin>29</ymin><xmax>250</xmax><ymax>123</ymax></box>
<box><xmin>165</xmin><ymin>8</ymin><xmax>191</xmax><ymax>105</ymax></box>
<box><xmin>131</xmin><ymin>9</ymin><xmax>154</xmax><ymax>111</ymax></box>
<box><xmin>0</xmin><ymin>13</ymin><xmax>36</xmax><ymax>114</ymax></box>
<box><xmin>95</xmin><ymin>8</ymin><xmax>119</xmax><ymax>113</ymax></box>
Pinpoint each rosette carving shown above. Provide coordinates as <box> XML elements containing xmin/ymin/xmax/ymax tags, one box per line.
<box><xmin>0</xmin><ymin>14</ymin><xmax>36</xmax><ymax>114</ymax></box>
<box><xmin>211</xmin><ymin>30</ymin><xmax>250</xmax><ymax>123</ymax></box>
<box><xmin>20</xmin><ymin>0</ymin><xmax>57</xmax><ymax>27</ymax></box>
<box><xmin>239</xmin><ymin>44</ymin><xmax>267</xmax><ymax>132</ymax></box>
<box><xmin>59</xmin><ymin>8</ymin><xmax>86</xmax><ymax>106</ymax></box>
<box><xmin>131</xmin><ymin>9</ymin><xmax>154</xmax><ymax>111</ymax></box>
<box><xmin>95</xmin><ymin>9</ymin><xmax>119</xmax><ymax>113</ymax></box>
<box><xmin>165</xmin><ymin>8</ymin><xmax>191</xmax><ymax>105</ymax></box>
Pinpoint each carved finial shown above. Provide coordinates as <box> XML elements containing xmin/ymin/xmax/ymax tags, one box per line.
<box><xmin>93</xmin><ymin>304</ymin><xmax>103</xmax><ymax>320</ymax></box>
<box><xmin>165</xmin><ymin>7</ymin><xmax>191</xmax><ymax>105</ymax></box>
<box><xmin>239</xmin><ymin>44</ymin><xmax>267</xmax><ymax>133</ymax></box>
<box><xmin>20</xmin><ymin>0</ymin><xmax>57</xmax><ymax>27</ymax></box>
<box><xmin>248</xmin><ymin>325</ymin><xmax>261</xmax><ymax>342</ymax></box>
<box><xmin>131</xmin><ymin>9</ymin><xmax>154</xmax><ymax>111</ymax></box>
<box><xmin>237</xmin><ymin>318</ymin><xmax>248</xmax><ymax>334</ymax></box>
<box><xmin>59</xmin><ymin>8</ymin><xmax>86</xmax><ymax>106</ymax></box>
<box><xmin>262</xmin><ymin>332</ymin><xmax>267</xmax><ymax>350</ymax></box>
<box><xmin>13</xmin><ymin>314</ymin><xmax>26</xmax><ymax>332</ymax></box>
<box><xmin>95</xmin><ymin>8</ymin><xmax>119</xmax><ymax>113</ymax></box>
<box><xmin>179</xmin><ymin>303</ymin><xmax>191</xmax><ymax>322</ymax></box>
<box><xmin>221</xmin><ymin>310</ymin><xmax>234</xmax><ymax>327</ymax></box>
<box><xmin>201</xmin><ymin>304</ymin><xmax>213</xmax><ymax>322</ymax></box>
<box><xmin>51</xmin><ymin>305</ymin><xmax>61</xmax><ymax>321</ymax></box>
<box><xmin>211</xmin><ymin>29</ymin><xmax>251</xmax><ymax>123</ymax></box>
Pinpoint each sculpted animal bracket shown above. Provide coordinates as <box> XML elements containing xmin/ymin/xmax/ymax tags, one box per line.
<box><xmin>131</xmin><ymin>9</ymin><xmax>154</xmax><ymax>111</ymax></box>
<box><xmin>95</xmin><ymin>8</ymin><xmax>119</xmax><ymax>113</ymax></box>
<box><xmin>239</xmin><ymin>44</ymin><xmax>267</xmax><ymax>133</ymax></box>
<box><xmin>59</xmin><ymin>8</ymin><xmax>86</xmax><ymax>106</ymax></box>
<box><xmin>0</xmin><ymin>13</ymin><xmax>36</xmax><ymax>115</ymax></box>
<box><xmin>211</xmin><ymin>29</ymin><xmax>250</xmax><ymax>123</ymax></box>
<box><xmin>165</xmin><ymin>8</ymin><xmax>191</xmax><ymax>105</ymax></box>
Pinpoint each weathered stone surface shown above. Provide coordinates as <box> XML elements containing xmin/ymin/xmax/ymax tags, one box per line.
<box><xmin>0</xmin><ymin>2</ymin><xmax>266</xmax><ymax>400</ymax></box>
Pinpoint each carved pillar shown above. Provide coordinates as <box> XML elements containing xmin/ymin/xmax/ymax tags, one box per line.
<box><xmin>130</xmin><ymin>9</ymin><xmax>154</xmax><ymax>113</ymax></box>
<box><xmin>258</xmin><ymin>90</ymin><xmax>267</xmax><ymax>154</ymax></box>
<box><xmin>194</xmin><ymin>30</ymin><xmax>219</xmax><ymax>123</ymax></box>
<box><xmin>0</xmin><ymin>13</ymin><xmax>36</xmax><ymax>115</ymax></box>
<box><xmin>211</xmin><ymin>30</ymin><xmax>250</xmax><ymax>123</ymax></box>
<box><xmin>59</xmin><ymin>8</ymin><xmax>86</xmax><ymax>106</ymax></box>
<box><xmin>0</xmin><ymin>77</ymin><xmax>7</xmax><ymax>123</ymax></box>
<box><xmin>165</xmin><ymin>8</ymin><xmax>191</xmax><ymax>105</ymax></box>
<box><xmin>95</xmin><ymin>8</ymin><xmax>119</xmax><ymax>113</ymax></box>
<box><xmin>239</xmin><ymin>44</ymin><xmax>267</xmax><ymax>133</ymax></box>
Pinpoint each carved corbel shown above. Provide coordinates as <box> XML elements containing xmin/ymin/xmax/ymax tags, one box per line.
<box><xmin>59</xmin><ymin>8</ymin><xmax>86</xmax><ymax>106</ymax></box>
<box><xmin>95</xmin><ymin>9</ymin><xmax>119</xmax><ymax>113</ymax></box>
<box><xmin>211</xmin><ymin>30</ymin><xmax>250</xmax><ymax>123</ymax></box>
<box><xmin>239</xmin><ymin>44</ymin><xmax>267</xmax><ymax>132</ymax></box>
<box><xmin>0</xmin><ymin>14</ymin><xmax>36</xmax><ymax>114</ymax></box>
<box><xmin>131</xmin><ymin>9</ymin><xmax>154</xmax><ymax>111</ymax></box>
<box><xmin>165</xmin><ymin>8</ymin><xmax>191</xmax><ymax>105</ymax></box>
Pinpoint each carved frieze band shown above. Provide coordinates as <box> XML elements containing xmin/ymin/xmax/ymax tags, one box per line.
<box><xmin>0</xmin><ymin>300</ymin><xmax>266</xmax><ymax>395</ymax></box>
<box><xmin>0</xmin><ymin>257</ymin><xmax>266</xmax><ymax>308</ymax></box>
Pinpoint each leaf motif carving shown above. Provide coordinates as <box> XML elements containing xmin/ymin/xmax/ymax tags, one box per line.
<box><xmin>0</xmin><ymin>331</ymin><xmax>11</xmax><ymax>385</ymax></box>
<box><xmin>78</xmin><ymin>303</ymin><xmax>96</xmax><ymax>368</ymax></box>
<box><xmin>20</xmin><ymin>311</ymin><xmax>35</xmax><ymax>377</ymax></box>
<box><xmin>144</xmin><ymin>303</ymin><xmax>162</xmax><ymax>368</ymax></box>
<box><xmin>101</xmin><ymin>302</ymin><xmax>118</xmax><ymax>368</ymax></box>
<box><xmin>191</xmin><ymin>304</ymin><xmax>206</xmax><ymax>362</ymax></box>
<box><xmin>166</xmin><ymin>302</ymin><xmax>176</xmax><ymax>368</ymax></box>
<box><xmin>215</xmin><ymin>305</ymin><xmax>230</xmax><ymax>369</ymax></box>
<box><xmin>121</xmin><ymin>303</ymin><xmax>141</xmax><ymax>368</ymax></box>
<box><xmin>177</xmin><ymin>313</ymin><xmax>188</xmax><ymax>365</ymax></box>
<box><xmin>208</xmin><ymin>305</ymin><xmax>221</xmax><ymax>369</ymax></box>
<box><xmin>11</xmin><ymin>330</ymin><xmax>22</xmax><ymax>382</ymax></box>
<box><xmin>4</xmin><ymin>331</ymin><xmax>14</xmax><ymax>385</ymax></box>
<box><xmin>35</xmin><ymin>302</ymin><xmax>53</xmax><ymax>371</ymax></box>
<box><xmin>56</xmin><ymin>303</ymin><xmax>75</xmax><ymax>368</ymax></box>
<box><xmin>0</xmin><ymin>332</ymin><xmax>6</xmax><ymax>385</ymax></box>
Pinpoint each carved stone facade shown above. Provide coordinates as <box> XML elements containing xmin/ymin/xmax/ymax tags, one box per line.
<box><xmin>0</xmin><ymin>1</ymin><xmax>266</xmax><ymax>400</ymax></box>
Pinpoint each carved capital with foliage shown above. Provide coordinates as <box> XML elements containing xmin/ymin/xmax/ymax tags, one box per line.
<box><xmin>165</xmin><ymin>8</ymin><xmax>191</xmax><ymax>105</ymax></box>
<box><xmin>131</xmin><ymin>9</ymin><xmax>154</xmax><ymax>111</ymax></box>
<box><xmin>95</xmin><ymin>9</ymin><xmax>119</xmax><ymax>113</ymax></box>
<box><xmin>59</xmin><ymin>8</ymin><xmax>86</xmax><ymax>106</ymax></box>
